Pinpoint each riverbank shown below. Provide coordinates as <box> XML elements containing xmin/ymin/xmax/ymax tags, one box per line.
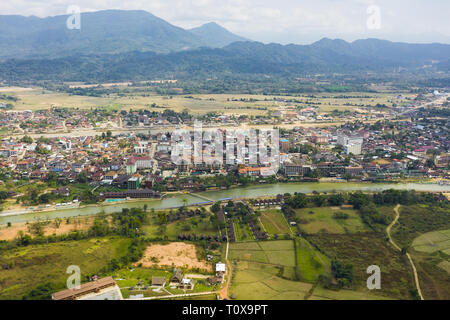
<box><xmin>0</xmin><ymin>181</ymin><xmax>448</xmax><ymax>225</ymax></box>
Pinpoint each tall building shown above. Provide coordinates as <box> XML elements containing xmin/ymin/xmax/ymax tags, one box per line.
<box><xmin>345</xmin><ymin>142</ymin><xmax>362</xmax><ymax>155</ymax></box>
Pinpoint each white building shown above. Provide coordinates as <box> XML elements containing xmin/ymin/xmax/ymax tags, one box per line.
<box><xmin>345</xmin><ymin>142</ymin><xmax>362</xmax><ymax>155</ymax></box>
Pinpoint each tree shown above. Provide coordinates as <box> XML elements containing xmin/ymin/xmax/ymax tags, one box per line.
<box><xmin>76</xmin><ymin>172</ymin><xmax>88</xmax><ymax>183</ymax></box>
<box><xmin>312</xmin><ymin>194</ymin><xmax>326</xmax><ymax>207</ymax></box>
<box><xmin>343</xmin><ymin>173</ymin><xmax>352</xmax><ymax>181</ymax></box>
<box><xmin>20</xmin><ymin>135</ymin><xmax>33</xmax><ymax>144</ymax></box>
<box><xmin>211</xmin><ymin>202</ymin><xmax>221</xmax><ymax>213</ymax></box>
<box><xmin>22</xmin><ymin>283</ymin><xmax>56</xmax><ymax>300</ymax></box>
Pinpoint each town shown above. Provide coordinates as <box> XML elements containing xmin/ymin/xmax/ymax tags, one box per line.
<box><xmin>0</xmin><ymin>91</ymin><xmax>448</xmax><ymax>216</ymax></box>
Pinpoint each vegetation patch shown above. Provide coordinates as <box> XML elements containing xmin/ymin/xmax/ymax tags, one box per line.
<box><xmin>307</xmin><ymin>233</ymin><xmax>416</xmax><ymax>300</ymax></box>
<box><xmin>229</xmin><ymin>261</ymin><xmax>312</xmax><ymax>300</ymax></box>
<box><xmin>0</xmin><ymin>237</ymin><xmax>131</xmax><ymax>299</ymax></box>
<box><xmin>294</xmin><ymin>237</ymin><xmax>331</xmax><ymax>282</ymax></box>
<box><xmin>295</xmin><ymin>207</ymin><xmax>368</xmax><ymax>234</ymax></box>
<box><xmin>229</xmin><ymin>240</ymin><xmax>295</xmax><ymax>267</ymax></box>
<box><xmin>392</xmin><ymin>205</ymin><xmax>450</xmax><ymax>249</ymax></box>
<box><xmin>259</xmin><ymin>209</ymin><xmax>291</xmax><ymax>235</ymax></box>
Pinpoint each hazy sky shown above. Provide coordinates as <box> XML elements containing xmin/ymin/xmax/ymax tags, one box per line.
<box><xmin>1</xmin><ymin>0</ymin><xmax>449</xmax><ymax>44</ymax></box>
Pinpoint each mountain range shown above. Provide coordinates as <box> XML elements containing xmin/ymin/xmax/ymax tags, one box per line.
<box><xmin>0</xmin><ymin>9</ymin><xmax>247</xmax><ymax>59</ymax></box>
<box><xmin>0</xmin><ymin>10</ymin><xmax>449</xmax><ymax>82</ymax></box>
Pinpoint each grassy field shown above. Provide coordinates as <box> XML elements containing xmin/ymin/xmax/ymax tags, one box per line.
<box><xmin>389</xmin><ymin>204</ymin><xmax>450</xmax><ymax>300</ymax></box>
<box><xmin>0</xmin><ymin>237</ymin><xmax>132</xmax><ymax>299</ymax></box>
<box><xmin>392</xmin><ymin>205</ymin><xmax>450</xmax><ymax>249</ymax></box>
<box><xmin>259</xmin><ymin>209</ymin><xmax>292</xmax><ymax>235</ymax></box>
<box><xmin>6</xmin><ymin>87</ymin><xmax>410</xmax><ymax>115</ymax></box>
<box><xmin>228</xmin><ymin>240</ymin><xmax>295</xmax><ymax>267</ymax></box>
<box><xmin>309</xmin><ymin>286</ymin><xmax>394</xmax><ymax>300</ymax></box>
<box><xmin>295</xmin><ymin>207</ymin><xmax>368</xmax><ymax>234</ymax></box>
<box><xmin>409</xmin><ymin>229</ymin><xmax>450</xmax><ymax>300</ymax></box>
<box><xmin>229</xmin><ymin>260</ymin><xmax>312</xmax><ymax>300</ymax></box>
<box><xmin>142</xmin><ymin>216</ymin><xmax>220</xmax><ymax>240</ymax></box>
<box><xmin>308</xmin><ymin>233</ymin><xmax>416</xmax><ymax>299</ymax></box>
<box><xmin>294</xmin><ymin>238</ymin><xmax>331</xmax><ymax>282</ymax></box>
<box><xmin>411</xmin><ymin>229</ymin><xmax>450</xmax><ymax>254</ymax></box>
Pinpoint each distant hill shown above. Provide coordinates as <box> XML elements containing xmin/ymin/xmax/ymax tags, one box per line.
<box><xmin>1</xmin><ymin>38</ymin><xmax>449</xmax><ymax>83</ymax></box>
<box><xmin>0</xmin><ymin>10</ymin><xmax>249</xmax><ymax>59</ymax></box>
<box><xmin>188</xmin><ymin>22</ymin><xmax>248</xmax><ymax>48</ymax></box>
<box><xmin>222</xmin><ymin>38</ymin><xmax>450</xmax><ymax>68</ymax></box>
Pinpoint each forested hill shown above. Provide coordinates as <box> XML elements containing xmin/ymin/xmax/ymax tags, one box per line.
<box><xmin>1</xmin><ymin>38</ymin><xmax>449</xmax><ymax>83</ymax></box>
<box><xmin>0</xmin><ymin>10</ymin><xmax>248</xmax><ymax>59</ymax></box>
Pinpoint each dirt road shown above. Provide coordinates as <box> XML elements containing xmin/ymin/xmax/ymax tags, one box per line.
<box><xmin>387</xmin><ymin>204</ymin><xmax>424</xmax><ymax>300</ymax></box>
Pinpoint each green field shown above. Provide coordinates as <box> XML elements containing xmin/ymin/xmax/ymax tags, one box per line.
<box><xmin>294</xmin><ymin>238</ymin><xmax>331</xmax><ymax>282</ymax></box>
<box><xmin>233</xmin><ymin>219</ymin><xmax>255</xmax><ymax>241</ymax></box>
<box><xmin>411</xmin><ymin>229</ymin><xmax>450</xmax><ymax>254</ymax></box>
<box><xmin>259</xmin><ymin>209</ymin><xmax>292</xmax><ymax>235</ymax></box>
<box><xmin>295</xmin><ymin>207</ymin><xmax>368</xmax><ymax>234</ymax></box>
<box><xmin>5</xmin><ymin>87</ymin><xmax>409</xmax><ymax>116</ymax></box>
<box><xmin>409</xmin><ymin>228</ymin><xmax>450</xmax><ymax>299</ymax></box>
<box><xmin>142</xmin><ymin>216</ymin><xmax>220</xmax><ymax>240</ymax></box>
<box><xmin>309</xmin><ymin>286</ymin><xmax>394</xmax><ymax>300</ymax></box>
<box><xmin>0</xmin><ymin>237</ymin><xmax>132</xmax><ymax>299</ymax></box>
<box><xmin>392</xmin><ymin>205</ymin><xmax>450</xmax><ymax>249</ymax></box>
<box><xmin>228</xmin><ymin>240</ymin><xmax>295</xmax><ymax>267</ymax></box>
<box><xmin>230</xmin><ymin>260</ymin><xmax>312</xmax><ymax>300</ymax></box>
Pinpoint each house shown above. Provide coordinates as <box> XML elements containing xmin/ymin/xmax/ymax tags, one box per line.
<box><xmin>215</xmin><ymin>262</ymin><xmax>226</xmax><ymax>283</ymax></box>
<box><xmin>179</xmin><ymin>278</ymin><xmax>194</xmax><ymax>290</ymax></box>
<box><xmin>170</xmin><ymin>269</ymin><xmax>184</xmax><ymax>284</ymax></box>
<box><xmin>216</xmin><ymin>263</ymin><xmax>226</xmax><ymax>275</ymax></box>
<box><xmin>53</xmin><ymin>187</ymin><xmax>70</xmax><ymax>197</ymax></box>
<box><xmin>207</xmin><ymin>276</ymin><xmax>223</xmax><ymax>285</ymax></box>
<box><xmin>151</xmin><ymin>276</ymin><xmax>166</xmax><ymax>287</ymax></box>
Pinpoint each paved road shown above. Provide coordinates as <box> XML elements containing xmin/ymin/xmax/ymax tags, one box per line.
<box><xmin>387</xmin><ymin>204</ymin><xmax>424</xmax><ymax>300</ymax></box>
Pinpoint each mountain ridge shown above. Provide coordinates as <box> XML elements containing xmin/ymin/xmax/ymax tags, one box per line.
<box><xmin>1</xmin><ymin>38</ymin><xmax>449</xmax><ymax>83</ymax></box>
<box><xmin>0</xmin><ymin>9</ymin><xmax>248</xmax><ymax>59</ymax></box>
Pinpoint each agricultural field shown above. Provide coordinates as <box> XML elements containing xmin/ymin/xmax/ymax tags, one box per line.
<box><xmin>295</xmin><ymin>207</ymin><xmax>368</xmax><ymax>234</ymax></box>
<box><xmin>5</xmin><ymin>88</ymin><xmax>278</xmax><ymax>115</ymax></box>
<box><xmin>308</xmin><ymin>286</ymin><xmax>393</xmax><ymax>300</ymax></box>
<box><xmin>258</xmin><ymin>209</ymin><xmax>293</xmax><ymax>236</ymax></box>
<box><xmin>388</xmin><ymin>204</ymin><xmax>450</xmax><ymax>300</ymax></box>
<box><xmin>411</xmin><ymin>229</ymin><xmax>450</xmax><ymax>254</ymax></box>
<box><xmin>229</xmin><ymin>260</ymin><xmax>312</xmax><ymax>300</ymax></box>
<box><xmin>294</xmin><ymin>238</ymin><xmax>331</xmax><ymax>282</ymax></box>
<box><xmin>233</xmin><ymin>219</ymin><xmax>255</xmax><ymax>242</ymax></box>
<box><xmin>142</xmin><ymin>216</ymin><xmax>220</xmax><ymax>240</ymax></box>
<box><xmin>308</xmin><ymin>233</ymin><xmax>416</xmax><ymax>300</ymax></box>
<box><xmin>228</xmin><ymin>240</ymin><xmax>295</xmax><ymax>267</ymax></box>
<box><xmin>391</xmin><ymin>205</ymin><xmax>450</xmax><ymax>249</ymax></box>
<box><xmin>409</xmin><ymin>229</ymin><xmax>450</xmax><ymax>300</ymax></box>
<box><xmin>0</xmin><ymin>237</ymin><xmax>132</xmax><ymax>299</ymax></box>
<box><xmin>4</xmin><ymin>87</ymin><xmax>409</xmax><ymax>116</ymax></box>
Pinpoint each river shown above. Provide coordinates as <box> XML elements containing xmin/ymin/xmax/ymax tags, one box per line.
<box><xmin>0</xmin><ymin>182</ymin><xmax>448</xmax><ymax>225</ymax></box>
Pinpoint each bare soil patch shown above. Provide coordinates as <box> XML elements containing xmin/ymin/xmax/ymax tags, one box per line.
<box><xmin>0</xmin><ymin>218</ymin><xmax>93</xmax><ymax>241</ymax></box>
<box><xmin>137</xmin><ymin>242</ymin><xmax>212</xmax><ymax>272</ymax></box>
